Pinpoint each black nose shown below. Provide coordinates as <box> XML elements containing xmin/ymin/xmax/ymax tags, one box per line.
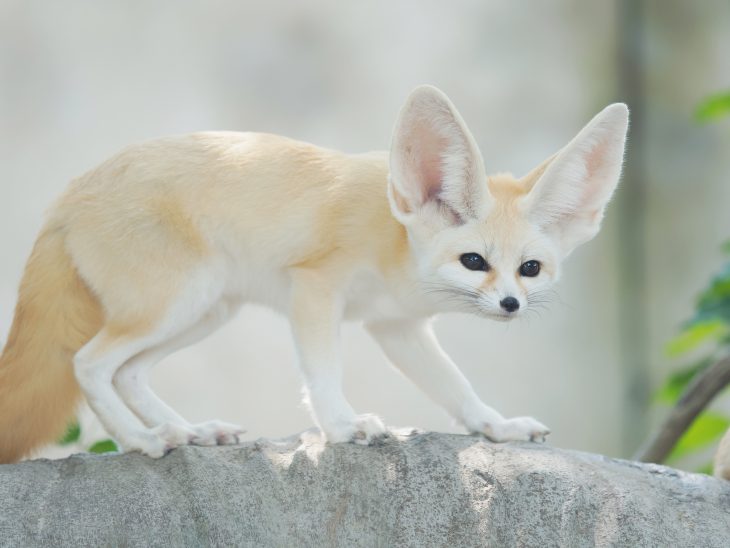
<box><xmin>500</xmin><ymin>297</ymin><xmax>520</xmax><ymax>313</ymax></box>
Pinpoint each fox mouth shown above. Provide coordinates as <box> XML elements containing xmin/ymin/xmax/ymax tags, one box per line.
<box><xmin>480</xmin><ymin>308</ymin><xmax>520</xmax><ymax>322</ymax></box>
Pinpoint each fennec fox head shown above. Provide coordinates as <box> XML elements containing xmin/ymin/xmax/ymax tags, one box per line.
<box><xmin>388</xmin><ymin>85</ymin><xmax>628</xmax><ymax>320</ymax></box>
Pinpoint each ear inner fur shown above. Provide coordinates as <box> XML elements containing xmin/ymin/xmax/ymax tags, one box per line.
<box><xmin>521</xmin><ymin>103</ymin><xmax>629</xmax><ymax>255</ymax></box>
<box><xmin>388</xmin><ymin>85</ymin><xmax>491</xmax><ymax>225</ymax></box>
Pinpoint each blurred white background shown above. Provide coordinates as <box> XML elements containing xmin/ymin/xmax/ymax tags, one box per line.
<box><xmin>1</xmin><ymin>0</ymin><xmax>729</xmax><ymax>459</ymax></box>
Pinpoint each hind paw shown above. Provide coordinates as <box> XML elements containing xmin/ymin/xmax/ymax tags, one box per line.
<box><xmin>119</xmin><ymin>429</ymin><xmax>181</xmax><ymax>458</ymax></box>
<box><xmin>190</xmin><ymin>420</ymin><xmax>246</xmax><ymax>446</ymax></box>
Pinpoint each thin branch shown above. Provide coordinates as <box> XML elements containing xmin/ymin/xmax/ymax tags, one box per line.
<box><xmin>633</xmin><ymin>355</ymin><xmax>730</xmax><ymax>464</ymax></box>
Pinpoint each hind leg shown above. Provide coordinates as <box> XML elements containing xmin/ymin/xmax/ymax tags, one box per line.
<box><xmin>73</xmin><ymin>271</ymin><xmax>231</xmax><ymax>456</ymax></box>
<box><xmin>74</xmin><ymin>327</ymin><xmax>184</xmax><ymax>457</ymax></box>
<box><xmin>113</xmin><ymin>298</ymin><xmax>245</xmax><ymax>446</ymax></box>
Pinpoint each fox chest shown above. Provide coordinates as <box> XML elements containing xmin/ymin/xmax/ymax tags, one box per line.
<box><xmin>342</xmin><ymin>273</ymin><xmax>415</xmax><ymax>322</ymax></box>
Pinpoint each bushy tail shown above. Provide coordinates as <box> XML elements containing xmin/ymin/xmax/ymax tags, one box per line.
<box><xmin>0</xmin><ymin>228</ymin><xmax>103</xmax><ymax>463</ymax></box>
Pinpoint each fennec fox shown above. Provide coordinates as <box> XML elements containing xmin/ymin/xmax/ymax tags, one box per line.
<box><xmin>0</xmin><ymin>86</ymin><xmax>628</xmax><ymax>461</ymax></box>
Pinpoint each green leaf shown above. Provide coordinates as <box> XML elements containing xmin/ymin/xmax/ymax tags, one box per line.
<box><xmin>695</xmin><ymin>92</ymin><xmax>730</xmax><ymax>123</ymax></box>
<box><xmin>687</xmin><ymin>262</ymin><xmax>730</xmax><ymax>329</ymax></box>
<box><xmin>668</xmin><ymin>412</ymin><xmax>730</xmax><ymax>461</ymax></box>
<box><xmin>687</xmin><ymin>309</ymin><xmax>730</xmax><ymax>335</ymax></box>
<box><xmin>58</xmin><ymin>422</ymin><xmax>81</xmax><ymax>446</ymax></box>
<box><xmin>697</xmin><ymin>262</ymin><xmax>730</xmax><ymax>305</ymax></box>
<box><xmin>654</xmin><ymin>358</ymin><xmax>712</xmax><ymax>404</ymax></box>
<box><xmin>665</xmin><ymin>319</ymin><xmax>729</xmax><ymax>357</ymax></box>
<box><xmin>88</xmin><ymin>439</ymin><xmax>119</xmax><ymax>454</ymax></box>
<box><xmin>722</xmin><ymin>240</ymin><xmax>730</xmax><ymax>256</ymax></box>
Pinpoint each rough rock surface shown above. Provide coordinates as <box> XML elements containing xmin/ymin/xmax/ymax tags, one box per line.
<box><xmin>1</xmin><ymin>430</ymin><xmax>730</xmax><ymax>547</ymax></box>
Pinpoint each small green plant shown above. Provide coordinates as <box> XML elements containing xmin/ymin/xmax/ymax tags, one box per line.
<box><xmin>650</xmin><ymin>92</ymin><xmax>730</xmax><ymax>472</ymax></box>
<box><xmin>88</xmin><ymin>438</ymin><xmax>120</xmax><ymax>454</ymax></box>
<box><xmin>655</xmin><ymin>244</ymin><xmax>730</xmax><ymax>471</ymax></box>
<box><xmin>58</xmin><ymin>421</ymin><xmax>119</xmax><ymax>454</ymax></box>
<box><xmin>57</xmin><ymin>422</ymin><xmax>81</xmax><ymax>446</ymax></box>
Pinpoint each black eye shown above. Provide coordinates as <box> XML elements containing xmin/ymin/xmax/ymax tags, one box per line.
<box><xmin>519</xmin><ymin>260</ymin><xmax>541</xmax><ymax>277</ymax></box>
<box><xmin>460</xmin><ymin>253</ymin><xmax>489</xmax><ymax>271</ymax></box>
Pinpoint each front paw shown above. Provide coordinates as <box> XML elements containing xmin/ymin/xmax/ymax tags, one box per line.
<box><xmin>323</xmin><ymin>413</ymin><xmax>389</xmax><ymax>445</ymax></box>
<box><xmin>482</xmin><ymin>416</ymin><xmax>551</xmax><ymax>443</ymax></box>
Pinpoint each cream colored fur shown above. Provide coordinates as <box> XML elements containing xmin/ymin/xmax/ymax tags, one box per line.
<box><xmin>714</xmin><ymin>428</ymin><xmax>730</xmax><ymax>480</ymax></box>
<box><xmin>0</xmin><ymin>86</ymin><xmax>628</xmax><ymax>461</ymax></box>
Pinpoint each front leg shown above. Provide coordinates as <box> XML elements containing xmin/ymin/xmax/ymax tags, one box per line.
<box><xmin>289</xmin><ymin>268</ymin><xmax>387</xmax><ymax>444</ymax></box>
<box><xmin>366</xmin><ymin>318</ymin><xmax>550</xmax><ymax>442</ymax></box>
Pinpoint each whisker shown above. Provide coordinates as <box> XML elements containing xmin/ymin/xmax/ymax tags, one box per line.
<box><xmin>419</xmin><ymin>280</ymin><xmax>487</xmax><ymax>316</ymax></box>
<box><xmin>526</xmin><ymin>289</ymin><xmax>560</xmax><ymax>310</ymax></box>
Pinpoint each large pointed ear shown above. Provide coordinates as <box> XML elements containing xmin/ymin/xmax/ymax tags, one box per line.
<box><xmin>522</xmin><ymin>103</ymin><xmax>629</xmax><ymax>256</ymax></box>
<box><xmin>388</xmin><ymin>85</ymin><xmax>490</xmax><ymax>227</ymax></box>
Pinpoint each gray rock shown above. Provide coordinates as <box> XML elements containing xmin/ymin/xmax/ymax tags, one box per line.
<box><xmin>1</xmin><ymin>430</ymin><xmax>729</xmax><ymax>547</ymax></box>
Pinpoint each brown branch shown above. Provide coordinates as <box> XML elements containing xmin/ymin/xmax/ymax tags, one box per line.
<box><xmin>634</xmin><ymin>355</ymin><xmax>730</xmax><ymax>464</ymax></box>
